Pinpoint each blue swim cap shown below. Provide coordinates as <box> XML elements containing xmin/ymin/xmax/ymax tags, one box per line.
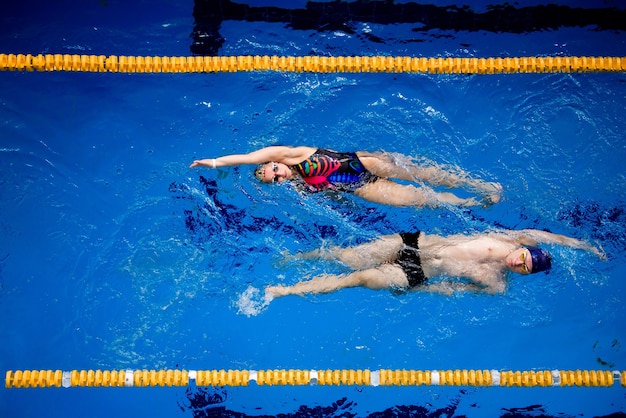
<box><xmin>528</xmin><ymin>247</ymin><xmax>552</xmax><ymax>274</ymax></box>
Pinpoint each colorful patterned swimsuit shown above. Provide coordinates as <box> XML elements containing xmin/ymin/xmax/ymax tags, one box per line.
<box><xmin>291</xmin><ymin>149</ymin><xmax>378</xmax><ymax>193</ymax></box>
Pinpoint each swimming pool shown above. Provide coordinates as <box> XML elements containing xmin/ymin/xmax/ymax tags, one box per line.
<box><xmin>1</xmin><ymin>0</ymin><xmax>625</xmax><ymax>416</ymax></box>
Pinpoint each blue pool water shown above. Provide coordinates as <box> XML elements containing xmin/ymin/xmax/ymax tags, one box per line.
<box><xmin>1</xmin><ymin>1</ymin><xmax>626</xmax><ymax>416</ymax></box>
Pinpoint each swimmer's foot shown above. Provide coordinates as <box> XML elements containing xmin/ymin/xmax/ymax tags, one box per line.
<box><xmin>458</xmin><ymin>197</ymin><xmax>482</xmax><ymax>207</ymax></box>
<box><xmin>482</xmin><ymin>194</ymin><xmax>500</xmax><ymax>207</ymax></box>
<box><xmin>481</xmin><ymin>182</ymin><xmax>503</xmax><ymax>205</ymax></box>
<box><xmin>280</xmin><ymin>249</ymin><xmax>296</xmax><ymax>259</ymax></box>
<box><xmin>265</xmin><ymin>285</ymin><xmax>288</xmax><ymax>299</ymax></box>
<box><xmin>275</xmin><ymin>250</ymin><xmax>296</xmax><ymax>268</ymax></box>
<box><xmin>468</xmin><ymin>181</ymin><xmax>502</xmax><ymax>207</ymax></box>
<box><xmin>434</xmin><ymin>192</ymin><xmax>482</xmax><ymax>208</ymax></box>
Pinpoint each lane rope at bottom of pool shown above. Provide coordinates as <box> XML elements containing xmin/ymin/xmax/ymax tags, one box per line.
<box><xmin>0</xmin><ymin>54</ymin><xmax>625</xmax><ymax>74</ymax></box>
<box><xmin>5</xmin><ymin>369</ymin><xmax>625</xmax><ymax>388</ymax></box>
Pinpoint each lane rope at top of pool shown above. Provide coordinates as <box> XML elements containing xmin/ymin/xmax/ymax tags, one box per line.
<box><xmin>0</xmin><ymin>54</ymin><xmax>625</xmax><ymax>73</ymax></box>
<box><xmin>5</xmin><ymin>368</ymin><xmax>626</xmax><ymax>388</ymax></box>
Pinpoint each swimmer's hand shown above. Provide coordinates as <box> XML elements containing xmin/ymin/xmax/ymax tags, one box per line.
<box><xmin>189</xmin><ymin>159</ymin><xmax>217</xmax><ymax>169</ymax></box>
<box><xmin>573</xmin><ymin>238</ymin><xmax>606</xmax><ymax>259</ymax></box>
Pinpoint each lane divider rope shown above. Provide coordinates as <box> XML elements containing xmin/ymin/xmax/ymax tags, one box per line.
<box><xmin>0</xmin><ymin>54</ymin><xmax>625</xmax><ymax>74</ymax></box>
<box><xmin>5</xmin><ymin>369</ymin><xmax>625</xmax><ymax>388</ymax></box>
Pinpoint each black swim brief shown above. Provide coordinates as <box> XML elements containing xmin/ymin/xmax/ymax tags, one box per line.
<box><xmin>397</xmin><ymin>231</ymin><xmax>427</xmax><ymax>288</ymax></box>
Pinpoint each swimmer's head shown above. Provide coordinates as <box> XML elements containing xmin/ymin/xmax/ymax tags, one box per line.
<box><xmin>507</xmin><ymin>247</ymin><xmax>552</xmax><ymax>275</ymax></box>
<box><xmin>528</xmin><ymin>247</ymin><xmax>552</xmax><ymax>274</ymax></box>
<box><xmin>254</xmin><ymin>162</ymin><xmax>290</xmax><ymax>184</ymax></box>
<box><xmin>254</xmin><ymin>163</ymin><xmax>268</xmax><ymax>182</ymax></box>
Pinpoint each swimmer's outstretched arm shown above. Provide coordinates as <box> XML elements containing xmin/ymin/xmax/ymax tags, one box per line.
<box><xmin>189</xmin><ymin>146</ymin><xmax>315</xmax><ymax>168</ymax></box>
<box><xmin>512</xmin><ymin>229</ymin><xmax>605</xmax><ymax>258</ymax></box>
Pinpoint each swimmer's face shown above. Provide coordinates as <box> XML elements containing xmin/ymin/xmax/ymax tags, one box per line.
<box><xmin>258</xmin><ymin>162</ymin><xmax>290</xmax><ymax>184</ymax></box>
<box><xmin>506</xmin><ymin>248</ymin><xmax>533</xmax><ymax>275</ymax></box>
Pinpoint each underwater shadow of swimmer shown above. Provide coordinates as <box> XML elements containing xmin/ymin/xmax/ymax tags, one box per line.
<box><xmin>557</xmin><ymin>200</ymin><xmax>626</xmax><ymax>257</ymax></box>
<box><xmin>170</xmin><ymin>176</ymin><xmax>274</xmax><ymax>241</ymax></box>
<box><xmin>169</xmin><ymin>176</ymin><xmax>245</xmax><ymax>240</ymax></box>
<box><xmin>171</xmin><ymin>176</ymin><xmax>349</xmax><ymax>248</ymax></box>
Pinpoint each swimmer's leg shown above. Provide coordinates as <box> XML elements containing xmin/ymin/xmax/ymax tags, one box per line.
<box><xmin>287</xmin><ymin>234</ymin><xmax>404</xmax><ymax>270</ymax></box>
<box><xmin>358</xmin><ymin>152</ymin><xmax>502</xmax><ymax>204</ymax></box>
<box><xmin>266</xmin><ymin>265</ymin><xmax>409</xmax><ymax>298</ymax></box>
<box><xmin>354</xmin><ymin>179</ymin><xmax>482</xmax><ymax>208</ymax></box>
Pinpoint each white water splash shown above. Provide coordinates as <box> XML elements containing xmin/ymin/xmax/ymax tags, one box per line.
<box><xmin>235</xmin><ymin>286</ymin><xmax>273</xmax><ymax>317</ymax></box>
